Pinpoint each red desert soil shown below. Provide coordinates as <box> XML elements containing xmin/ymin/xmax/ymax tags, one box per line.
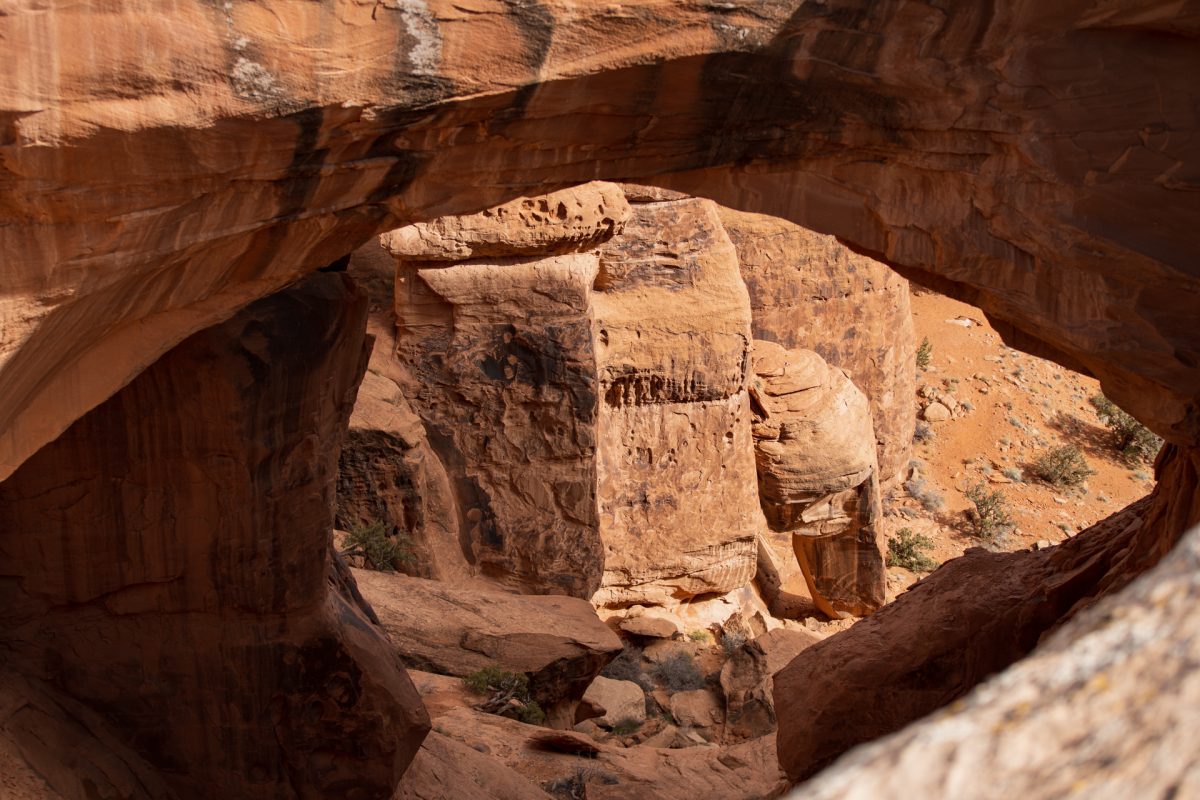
<box><xmin>883</xmin><ymin>289</ymin><xmax>1156</xmax><ymax>595</ymax></box>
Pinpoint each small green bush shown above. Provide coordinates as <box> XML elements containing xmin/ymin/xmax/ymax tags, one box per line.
<box><xmin>1090</xmin><ymin>394</ymin><xmax>1163</xmax><ymax>465</ymax></box>
<box><xmin>1032</xmin><ymin>445</ymin><xmax>1093</xmax><ymax>487</ymax></box>
<box><xmin>887</xmin><ymin>528</ymin><xmax>938</xmax><ymax>573</ymax></box>
<box><xmin>651</xmin><ymin>652</ymin><xmax>704</xmax><ymax>691</ymax></box>
<box><xmin>687</xmin><ymin>629</ymin><xmax>710</xmax><ymax>643</ymax></box>
<box><xmin>342</xmin><ymin>520</ymin><xmax>413</xmax><ymax>572</ymax></box>
<box><xmin>964</xmin><ymin>482</ymin><xmax>1014</xmax><ymax>541</ymax></box>
<box><xmin>916</xmin><ymin>336</ymin><xmax>933</xmax><ymax>371</ymax></box>
<box><xmin>462</xmin><ymin>665</ymin><xmax>544</xmax><ymax>724</ymax></box>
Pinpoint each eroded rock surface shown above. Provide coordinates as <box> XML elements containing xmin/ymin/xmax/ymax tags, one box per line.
<box><xmin>387</xmin><ymin>185</ymin><xmax>761</xmax><ymax>603</ymax></box>
<box><xmin>792</xmin><ymin>519</ymin><xmax>1200</xmax><ymax>800</ymax></box>
<box><xmin>3</xmin><ymin>1</ymin><xmax>1197</xmax><ymax>488</ymax></box>
<box><xmin>355</xmin><ymin>568</ymin><xmax>621</xmax><ymax>726</ymax></box>
<box><xmin>751</xmin><ymin>340</ymin><xmax>886</xmax><ymax>615</ymax></box>
<box><xmin>775</xmin><ymin>442</ymin><xmax>1200</xmax><ymax>782</ymax></box>
<box><xmin>720</xmin><ymin>208</ymin><xmax>916</xmax><ymax>480</ymax></box>
<box><xmin>0</xmin><ymin>274</ymin><xmax>428</xmax><ymax>799</ymax></box>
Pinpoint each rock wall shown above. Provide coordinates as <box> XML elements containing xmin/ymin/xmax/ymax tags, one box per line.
<box><xmin>0</xmin><ymin>274</ymin><xmax>428</xmax><ymax>799</ymax></box>
<box><xmin>720</xmin><ymin>209</ymin><xmax>916</xmax><ymax>481</ymax></box>
<box><xmin>384</xmin><ymin>184</ymin><xmax>761</xmax><ymax>603</ymax></box>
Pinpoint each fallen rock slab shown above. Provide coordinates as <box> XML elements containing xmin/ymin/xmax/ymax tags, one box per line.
<box><xmin>355</xmin><ymin>569</ymin><xmax>621</xmax><ymax>723</ymax></box>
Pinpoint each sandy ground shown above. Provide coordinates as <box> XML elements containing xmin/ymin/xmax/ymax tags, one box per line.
<box><xmin>883</xmin><ymin>289</ymin><xmax>1156</xmax><ymax>595</ymax></box>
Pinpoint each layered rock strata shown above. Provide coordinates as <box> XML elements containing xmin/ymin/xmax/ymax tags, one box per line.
<box><xmin>720</xmin><ymin>208</ymin><xmax>916</xmax><ymax>481</ymax></box>
<box><xmin>384</xmin><ymin>184</ymin><xmax>761</xmax><ymax>604</ymax></box>
<box><xmin>0</xmin><ymin>274</ymin><xmax>428</xmax><ymax>799</ymax></box>
<box><xmin>751</xmin><ymin>341</ymin><xmax>887</xmax><ymax>615</ymax></box>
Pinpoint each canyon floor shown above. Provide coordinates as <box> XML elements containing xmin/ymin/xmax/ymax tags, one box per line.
<box><xmin>884</xmin><ymin>289</ymin><xmax>1155</xmax><ymax>596</ymax></box>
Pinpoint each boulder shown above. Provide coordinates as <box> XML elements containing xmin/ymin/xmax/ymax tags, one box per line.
<box><xmin>720</xmin><ymin>628</ymin><xmax>823</xmax><ymax>742</ymax></box>
<box><xmin>670</xmin><ymin>690</ymin><xmax>724</xmax><ymax>733</ymax></box>
<box><xmin>719</xmin><ymin>208</ymin><xmax>915</xmax><ymax>481</ymax></box>
<box><xmin>581</xmin><ymin>677</ymin><xmax>646</xmax><ymax>729</ymax></box>
<box><xmin>395</xmin><ymin>732</ymin><xmax>553</xmax><ymax>800</ymax></box>
<box><xmin>619</xmin><ymin>615</ymin><xmax>681</xmax><ymax>640</ymax></box>
<box><xmin>355</xmin><ymin>569</ymin><xmax>622</xmax><ymax>725</ymax></box>
<box><xmin>922</xmin><ymin>402</ymin><xmax>952</xmax><ymax>422</ymax></box>
<box><xmin>750</xmin><ymin>341</ymin><xmax>887</xmax><ymax>615</ymax></box>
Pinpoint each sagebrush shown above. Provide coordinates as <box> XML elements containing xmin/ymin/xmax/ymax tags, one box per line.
<box><xmin>1032</xmin><ymin>445</ymin><xmax>1092</xmax><ymax>487</ymax></box>
<box><xmin>651</xmin><ymin>652</ymin><xmax>704</xmax><ymax>691</ymax></box>
<box><xmin>916</xmin><ymin>336</ymin><xmax>933</xmax><ymax>371</ymax></box>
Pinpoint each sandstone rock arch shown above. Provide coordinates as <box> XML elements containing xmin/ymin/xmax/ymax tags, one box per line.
<box><xmin>2</xmin><ymin>1</ymin><xmax>1198</xmax><ymax>797</ymax></box>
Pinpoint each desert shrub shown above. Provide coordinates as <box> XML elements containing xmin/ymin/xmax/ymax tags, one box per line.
<box><xmin>964</xmin><ymin>482</ymin><xmax>1014</xmax><ymax>541</ymax></box>
<box><xmin>611</xmin><ymin>717</ymin><xmax>642</xmax><ymax>736</ymax></box>
<box><xmin>721</xmin><ymin>631</ymin><xmax>748</xmax><ymax>657</ymax></box>
<box><xmin>1032</xmin><ymin>445</ymin><xmax>1093</xmax><ymax>487</ymax></box>
<box><xmin>687</xmin><ymin>629</ymin><xmax>710</xmax><ymax>643</ymax></box>
<box><xmin>341</xmin><ymin>520</ymin><xmax>413</xmax><ymax>572</ymax></box>
<box><xmin>651</xmin><ymin>652</ymin><xmax>704</xmax><ymax>691</ymax></box>
<box><xmin>1090</xmin><ymin>394</ymin><xmax>1163</xmax><ymax>465</ymax></box>
<box><xmin>545</xmin><ymin>768</ymin><xmax>590</xmax><ymax>800</ymax></box>
<box><xmin>1001</xmin><ymin>466</ymin><xmax>1023</xmax><ymax>483</ymax></box>
<box><xmin>601</xmin><ymin>645</ymin><xmax>652</xmax><ymax>691</ymax></box>
<box><xmin>462</xmin><ymin>665</ymin><xmax>544</xmax><ymax>724</ymax></box>
<box><xmin>916</xmin><ymin>336</ymin><xmax>933</xmax><ymax>371</ymax></box>
<box><xmin>912</xmin><ymin>422</ymin><xmax>935</xmax><ymax>444</ymax></box>
<box><xmin>886</xmin><ymin>528</ymin><xmax>938</xmax><ymax>573</ymax></box>
<box><xmin>904</xmin><ymin>477</ymin><xmax>945</xmax><ymax>512</ymax></box>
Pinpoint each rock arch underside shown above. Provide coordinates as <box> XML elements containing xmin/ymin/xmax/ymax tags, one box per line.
<box><xmin>1</xmin><ymin>1</ymin><xmax>1199</xmax><ymax>798</ymax></box>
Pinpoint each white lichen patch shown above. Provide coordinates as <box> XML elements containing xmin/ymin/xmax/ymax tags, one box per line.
<box><xmin>231</xmin><ymin>57</ymin><xmax>281</xmax><ymax>103</ymax></box>
<box><xmin>393</xmin><ymin>0</ymin><xmax>441</xmax><ymax>75</ymax></box>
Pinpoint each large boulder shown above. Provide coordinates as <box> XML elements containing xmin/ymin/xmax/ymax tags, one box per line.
<box><xmin>354</xmin><ymin>568</ymin><xmax>622</xmax><ymax>725</ymax></box>
<box><xmin>750</xmin><ymin>340</ymin><xmax>887</xmax><ymax>615</ymax></box>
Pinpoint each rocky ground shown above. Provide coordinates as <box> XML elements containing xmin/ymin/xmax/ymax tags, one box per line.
<box><xmin>884</xmin><ymin>289</ymin><xmax>1157</xmax><ymax>595</ymax></box>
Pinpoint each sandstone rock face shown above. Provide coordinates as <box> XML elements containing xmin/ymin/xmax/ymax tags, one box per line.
<box><xmin>4</xmin><ymin>1</ymin><xmax>1197</xmax><ymax>490</ymax></box>
<box><xmin>719</xmin><ymin>208</ymin><xmax>916</xmax><ymax>480</ymax></box>
<box><xmin>387</xmin><ymin>185</ymin><xmax>761</xmax><ymax>603</ymax></box>
<box><xmin>751</xmin><ymin>340</ymin><xmax>886</xmax><ymax>615</ymax></box>
<box><xmin>774</xmin><ymin>441</ymin><xmax>1200</xmax><ymax>782</ymax></box>
<box><xmin>354</xmin><ymin>568</ymin><xmax>621</xmax><ymax>725</ymax></box>
<box><xmin>792</xmin><ymin>519</ymin><xmax>1200</xmax><ymax>800</ymax></box>
<box><xmin>395</xmin><ymin>732</ymin><xmax>553</xmax><ymax>800</ymax></box>
<box><xmin>338</xmin><ymin>242</ymin><xmax>474</xmax><ymax>583</ymax></box>
<box><xmin>721</xmin><ymin>628</ymin><xmax>823</xmax><ymax>743</ymax></box>
<box><xmin>0</xmin><ymin>274</ymin><xmax>428</xmax><ymax>799</ymax></box>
